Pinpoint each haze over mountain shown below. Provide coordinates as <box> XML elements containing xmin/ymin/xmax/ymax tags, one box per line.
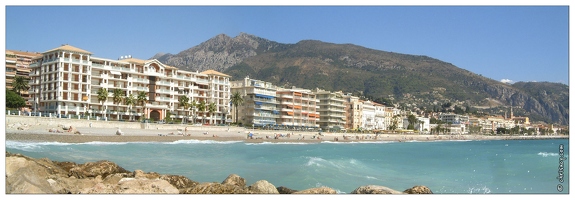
<box><xmin>151</xmin><ymin>33</ymin><xmax>568</xmax><ymax>125</ymax></box>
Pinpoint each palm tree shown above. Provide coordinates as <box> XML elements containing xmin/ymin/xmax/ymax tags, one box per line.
<box><xmin>112</xmin><ymin>88</ymin><xmax>124</xmax><ymax>120</ymax></box>
<box><xmin>96</xmin><ymin>88</ymin><xmax>108</xmax><ymax>119</ymax></box>
<box><xmin>124</xmin><ymin>93</ymin><xmax>136</xmax><ymax>121</ymax></box>
<box><xmin>178</xmin><ymin>95</ymin><xmax>190</xmax><ymax>123</ymax></box>
<box><xmin>197</xmin><ymin>100</ymin><xmax>206</xmax><ymax>124</ymax></box>
<box><xmin>12</xmin><ymin>76</ymin><xmax>30</xmax><ymax>96</ymax></box>
<box><xmin>230</xmin><ymin>91</ymin><xmax>244</xmax><ymax>124</ymax></box>
<box><xmin>189</xmin><ymin>100</ymin><xmax>197</xmax><ymax>124</ymax></box>
<box><xmin>137</xmin><ymin>91</ymin><xmax>148</xmax><ymax>121</ymax></box>
<box><xmin>208</xmin><ymin>102</ymin><xmax>217</xmax><ymax>125</ymax></box>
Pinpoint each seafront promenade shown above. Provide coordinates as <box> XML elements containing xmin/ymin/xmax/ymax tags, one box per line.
<box><xmin>5</xmin><ymin>115</ymin><xmax>569</xmax><ymax>144</ymax></box>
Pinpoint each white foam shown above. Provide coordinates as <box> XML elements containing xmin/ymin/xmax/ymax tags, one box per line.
<box><xmin>170</xmin><ymin>139</ymin><xmax>242</xmax><ymax>144</ymax></box>
<box><xmin>245</xmin><ymin>141</ymin><xmax>310</xmax><ymax>145</ymax></box>
<box><xmin>305</xmin><ymin>156</ymin><xmax>326</xmax><ymax>167</ymax></box>
<box><xmin>538</xmin><ymin>152</ymin><xmax>559</xmax><ymax>157</ymax></box>
<box><xmin>468</xmin><ymin>186</ymin><xmax>492</xmax><ymax>194</ymax></box>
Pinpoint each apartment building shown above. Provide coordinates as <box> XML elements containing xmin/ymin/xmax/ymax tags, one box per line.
<box><xmin>360</xmin><ymin>100</ymin><xmax>376</xmax><ymax>130</ymax></box>
<box><xmin>230</xmin><ymin>77</ymin><xmax>280</xmax><ymax>127</ymax></box>
<box><xmin>374</xmin><ymin>102</ymin><xmax>386</xmax><ymax>130</ymax></box>
<box><xmin>343</xmin><ymin>94</ymin><xmax>361</xmax><ymax>130</ymax></box>
<box><xmin>277</xmin><ymin>87</ymin><xmax>319</xmax><ymax>129</ymax></box>
<box><xmin>28</xmin><ymin>44</ymin><xmax>231</xmax><ymax>123</ymax></box>
<box><xmin>6</xmin><ymin>50</ymin><xmax>42</xmax><ymax>109</ymax></box>
<box><xmin>314</xmin><ymin>89</ymin><xmax>346</xmax><ymax>131</ymax></box>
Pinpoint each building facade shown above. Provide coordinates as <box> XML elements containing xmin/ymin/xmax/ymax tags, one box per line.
<box><xmin>28</xmin><ymin>44</ymin><xmax>230</xmax><ymax>123</ymax></box>
<box><xmin>6</xmin><ymin>50</ymin><xmax>42</xmax><ymax>110</ymax></box>
<box><xmin>230</xmin><ymin>77</ymin><xmax>280</xmax><ymax>127</ymax></box>
<box><xmin>277</xmin><ymin>87</ymin><xmax>319</xmax><ymax>129</ymax></box>
<box><xmin>314</xmin><ymin>89</ymin><xmax>346</xmax><ymax>131</ymax></box>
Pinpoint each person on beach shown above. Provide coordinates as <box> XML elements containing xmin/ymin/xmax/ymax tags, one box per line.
<box><xmin>67</xmin><ymin>126</ymin><xmax>73</xmax><ymax>133</ymax></box>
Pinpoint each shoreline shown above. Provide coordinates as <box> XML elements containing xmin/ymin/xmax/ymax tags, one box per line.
<box><xmin>5</xmin><ymin>116</ymin><xmax>568</xmax><ymax>144</ymax></box>
<box><xmin>6</xmin><ymin>129</ymin><xmax>569</xmax><ymax>144</ymax></box>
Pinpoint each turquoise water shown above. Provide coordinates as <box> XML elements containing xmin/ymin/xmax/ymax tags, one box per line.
<box><xmin>5</xmin><ymin>139</ymin><xmax>569</xmax><ymax>194</ymax></box>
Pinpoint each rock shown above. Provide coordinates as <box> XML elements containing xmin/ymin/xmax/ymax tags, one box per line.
<box><xmin>114</xmin><ymin>178</ymin><xmax>179</xmax><ymax>194</ymax></box>
<box><xmin>403</xmin><ymin>185</ymin><xmax>433</xmax><ymax>194</ymax></box>
<box><xmin>293</xmin><ymin>187</ymin><xmax>337</xmax><ymax>194</ymax></box>
<box><xmin>68</xmin><ymin>160</ymin><xmax>130</xmax><ymax>179</ymax></box>
<box><xmin>221</xmin><ymin>173</ymin><xmax>246</xmax><ymax>188</ymax></box>
<box><xmin>183</xmin><ymin>182</ymin><xmax>249</xmax><ymax>194</ymax></box>
<box><xmin>277</xmin><ymin>186</ymin><xmax>298</xmax><ymax>194</ymax></box>
<box><xmin>159</xmin><ymin>174</ymin><xmax>199</xmax><ymax>191</ymax></box>
<box><xmin>5</xmin><ymin>156</ymin><xmax>54</xmax><ymax>193</ymax></box>
<box><xmin>351</xmin><ymin>185</ymin><xmax>402</xmax><ymax>194</ymax></box>
<box><xmin>248</xmin><ymin>180</ymin><xmax>279</xmax><ymax>194</ymax></box>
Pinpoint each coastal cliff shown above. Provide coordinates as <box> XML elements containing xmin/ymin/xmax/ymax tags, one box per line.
<box><xmin>5</xmin><ymin>152</ymin><xmax>432</xmax><ymax>194</ymax></box>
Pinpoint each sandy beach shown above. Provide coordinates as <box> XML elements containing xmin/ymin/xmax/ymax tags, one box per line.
<box><xmin>5</xmin><ymin>116</ymin><xmax>568</xmax><ymax>144</ymax></box>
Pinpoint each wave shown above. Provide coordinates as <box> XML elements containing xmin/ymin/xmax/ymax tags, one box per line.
<box><xmin>321</xmin><ymin>141</ymin><xmax>396</xmax><ymax>144</ymax></box>
<box><xmin>467</xmin><ymin>186</ymin><xmax>492</xmax><ymax>194</ymax></box>
<box><xmin>538</xmin><ymin>152</ymin><xmax>559</xmax><ymax>157</ymax></box>
<box><xmin>169</xmin><ymin>139</ymin><xmax>242</xmax><ymax>145</ymax></box>
<box><xmin>5</xmin><ymin>140</ymin><xmax>134</xmax><ymax>151</ymax></box>
<box><xmin>245</xmin><ymin>141</ymin><xmax>311</xmax><ymax>145</ymax></box>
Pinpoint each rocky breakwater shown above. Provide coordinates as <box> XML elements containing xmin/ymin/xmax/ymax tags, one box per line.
<box><xmin>6</xmin><ymin>152</ymin><xmax>433</xmax><ymax>194</ymax></box>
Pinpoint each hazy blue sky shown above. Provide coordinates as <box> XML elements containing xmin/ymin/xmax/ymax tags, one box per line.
<box><xmin>4</xmin><ymin>4</ymin><xmax>570</xmax><ymax>85</ymax></box>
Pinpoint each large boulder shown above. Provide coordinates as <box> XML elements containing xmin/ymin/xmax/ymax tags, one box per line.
<box><xmin>351</xmin><ymin>185</ymin><xmax>403</xmax><ymax>194</ymax></box>
<box><xmin>248</xmin><ymin>180</ymin><xmax>279</xmax><ymax>194</ymax></box>
<box><xmin>293</xmin><ymin>187</ymin><xmax>337</xmax><ymax>194</ymax></box>
<box><xmin>221</xmin><ymin>173</ymin><xmax>246</xmax><ymax>188</ymax></box>
<box><xmin>5</xmin><ymin>156</ymin><xmax>55</xmax><ymax>193</ymax></box>
<box><xmin>160</xmin><ymin>174</ymin><xmax>200</xmax><ymax>193</ymax></box>
<box><xmin>403</xmin><ymin>185</ymin><xmax>433</xmax><ymax>194</ymax></box>
<box><xmin>277</xmin><ymin>186</ymin><xmax>298</xmax><ymax>194</ymax></box>
<box><xmin>115</xmin><ymin>178</ymin><xmax>179</xmax><ymax>194</ymax></box>
<box><xmin>68</xmin><ymin>160</ymin><xmax>130</xmax><ymax>179</ymax></box>
<box><xmin>183</xmin><ymin>182</ymin><xmax>249</xmax><ymax>194</ymax></box>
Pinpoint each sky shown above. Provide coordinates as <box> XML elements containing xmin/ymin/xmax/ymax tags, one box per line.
<box><xmin>2</xmin><ymin>1</ymin><xmax>571</xmax><ymax>85</ymax></box>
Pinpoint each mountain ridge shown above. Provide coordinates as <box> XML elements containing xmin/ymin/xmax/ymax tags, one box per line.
<box><xmin>151</xmin><ymin>33</ymin><xmax>568</xmax><ymax>125</ymax></box>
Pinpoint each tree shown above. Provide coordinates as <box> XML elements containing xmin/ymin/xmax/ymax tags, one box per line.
<box><xmin>407</xmin><ymin>114</ymin><xmax>417</xmax><ymax>130</ymax></box>
<box><xmin>6</xmin><ymin>90</ymin><xmax>26</xmax><ymax>109</ymax></box>
<box><xmin>97</xmin><ymin>88</ymin><xmax>108</xmax><ymax>119</ymax></box>
<box><xmin>197</xmin><ymin>100</ymin><xmax>206</xmax><ymax>124</ymax></box>
<box><xmin>112</xmin><ymin>88</ymin><xmax>124</xmax><ymax>120</ymax></box>
<box><xmin>190</xmin><ymin>100</ymin><xmax>197</xmax><ymax>124</ymax></box>
<box><xmin>178</xmin><ymin>95</ymin><xmax>190</xmax><ymax>123</ymax></box>
<box><xmin>208</xmin><ymin>102</ymin><xmax>217</xmax><ymax>125</ymax></box>
<box><xmin>388</xmin><ymin>115</ymin><xmax>399</xmax><ymax>133</ymax></box>
<box><xmin>12</xmin><ymin>76</ymin><xmax>30</xmax><ymax>96</ymax></box>
<box><xmin>230</xmin><ymin>91</ymin><xmax>244</xmax><ymax>124</ymax></box>
<box><xmin>124</xmin><ymin>93</ymin><xmax>136</xmax><ymax>121</ymax></box>
<box><xmin>137</xmin><ymin>91</ymin><xmax>148</xmax><ymax>121</ymax></box>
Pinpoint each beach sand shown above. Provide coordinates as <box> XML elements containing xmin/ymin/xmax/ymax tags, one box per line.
<box><xmin>5</xmin><ymin>118</ymin><xmax>568</xmax><ymax>144</ymax></box>
<box><xmin>5</xmin><ymin>116</ymin><xmax>568</xmax><ymax>143</ymax></box>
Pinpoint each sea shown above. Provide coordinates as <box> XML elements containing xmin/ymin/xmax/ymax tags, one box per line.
<box><xmin>5</xmin><ymin>138</ymin><xmax>570</xmax><ymax>194</ymax></box>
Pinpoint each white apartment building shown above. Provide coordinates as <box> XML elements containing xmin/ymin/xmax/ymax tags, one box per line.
<box><xmin>360</xmin><ymin>100</ymin><xmax>376</xmax><ymax>130</ymax></box>
<box><xmin>28</xmin><ymin>44</ymin><xmax>231</xmax><ymax>123</ymax></box>
<box><xmin>314</xmin><ymin>89</ymin><xmax>346</xmax><ymax>131</ymax></box>
<box><xmin>230</xmin><ymin>77</ymin><xmax>280</xmax><ymax>127</ymax></box>
<box><xmin>374</xmin><ymin>102</ymin><xmax>386</xmax><ymax>130</ymax></box>
<box><xmin>415</xmin><ymin>117</ymin><xmax>430</xmax><ymax>132</ymax></box>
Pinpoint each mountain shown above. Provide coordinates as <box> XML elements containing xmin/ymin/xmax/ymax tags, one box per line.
<box><xmin>151</xmin><ymin>32</ymin><xmax>289</xmax><ymax>72</ymax></box>
<box><xmin>152</xmin><ymin>33</ymin><xmax>569</xmax><ymax>125</ymax></box>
